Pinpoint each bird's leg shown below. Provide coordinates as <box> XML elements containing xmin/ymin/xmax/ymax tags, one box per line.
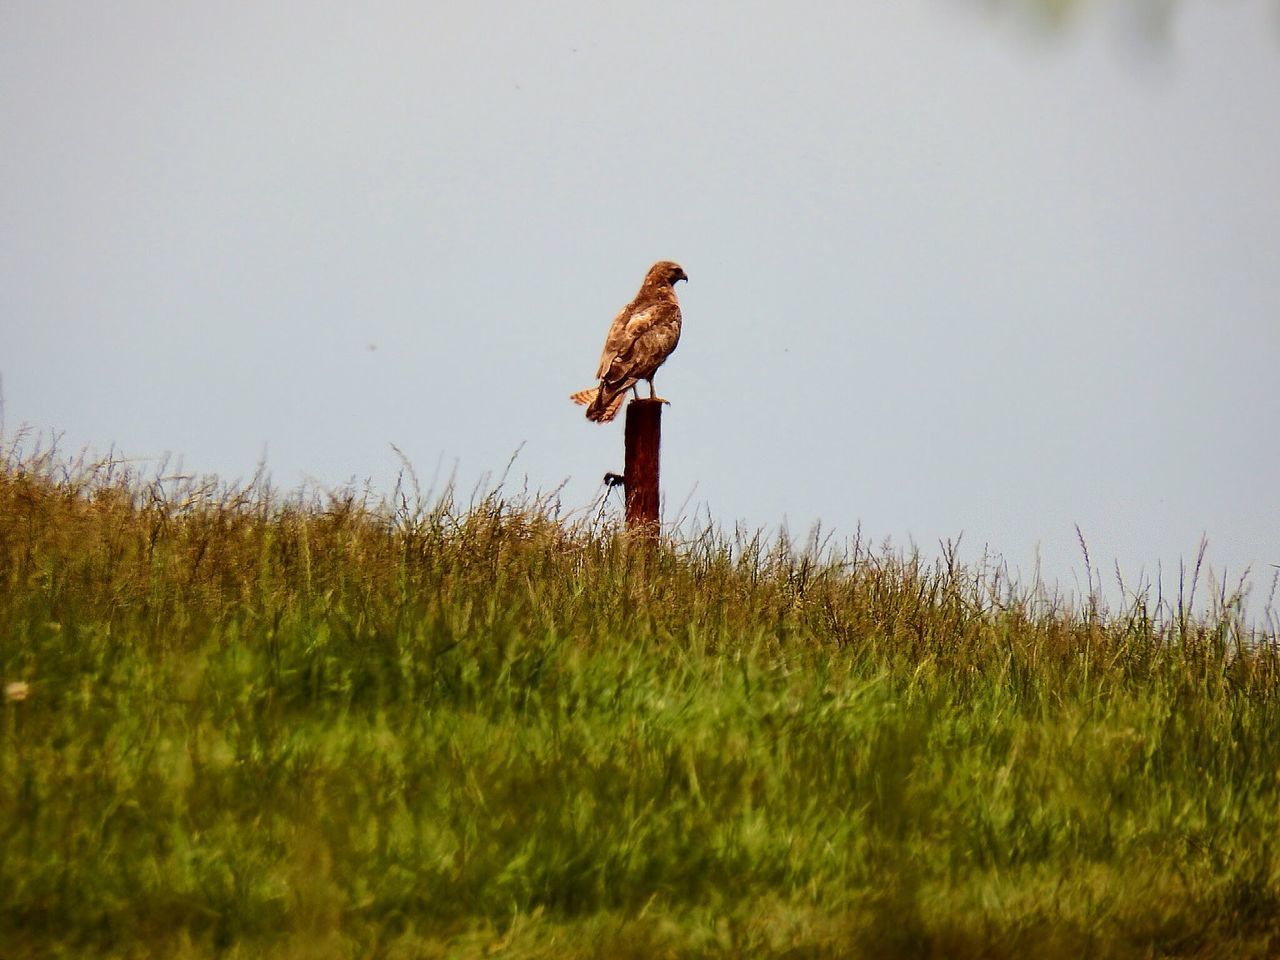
<box><xmin>647</xmin><ymin>379</ymin><xmax>669</xmax><ymax>405</ymax></box>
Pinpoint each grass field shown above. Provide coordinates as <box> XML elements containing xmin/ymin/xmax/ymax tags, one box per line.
<box><xmin>2</xmin><ymin>437</ymin><xmax>1278</xmax><ymax>958</ymax></box>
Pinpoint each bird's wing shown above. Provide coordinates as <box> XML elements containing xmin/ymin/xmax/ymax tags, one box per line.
<box><xmin>595</xmin><ymin>303</ymin><xmax>643</xmax><ymax>380</ymax></box>
<box><xmin>603</xmin><ymin>304</ymin><xmax>680</xmax><ymax>384</ymax></box>
<box><xmin>599</xmin><ymin>304</ymin><xmax>672</xmax><ymax>378</ymax></box>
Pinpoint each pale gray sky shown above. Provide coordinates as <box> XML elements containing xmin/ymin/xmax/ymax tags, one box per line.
<box><xmin>2</xmin><ymin>1</ymin><xmax>1277</xmax><ymax>605</ymax></box>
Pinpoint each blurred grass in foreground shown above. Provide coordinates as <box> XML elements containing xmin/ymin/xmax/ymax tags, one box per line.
<box><xmin>2</xmin><ymin>434</ymin><xmax>1278</xmax><ymax>959</ymax></box>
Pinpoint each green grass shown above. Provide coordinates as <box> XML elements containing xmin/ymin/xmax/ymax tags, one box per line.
<box><xmin>2</xmin><ymin>437</ymin><xmax>1278</xmax><ymax>958</ymax></box>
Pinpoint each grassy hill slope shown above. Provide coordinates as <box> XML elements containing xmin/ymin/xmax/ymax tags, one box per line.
<box><xmin>2</xmin><ymin>442</ymin><xmax>1278</xmax><ymax>958</ymax></box>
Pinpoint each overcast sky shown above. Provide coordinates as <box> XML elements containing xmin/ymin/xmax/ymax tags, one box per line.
<box><xmin>2</xmin><ymin>1</ymin><xmax>1277</xmax><ymax>609</ymax></box>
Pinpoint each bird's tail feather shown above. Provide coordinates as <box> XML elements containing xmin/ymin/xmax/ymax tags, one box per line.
<box><xmin>594</xmin><ymin>390</ymin><xmax>627</xmax><ymax>423</ymax></box>
<box><xmin>571</xmin><ymin>382</ymin><xmax>630</xmax><ymax>423</ymax></box>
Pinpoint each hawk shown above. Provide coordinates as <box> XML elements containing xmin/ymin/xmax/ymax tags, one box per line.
<box><xmin>570</xmin><ymin>260</ymin><xmax>687</xmax><ymax>423</ymax></box>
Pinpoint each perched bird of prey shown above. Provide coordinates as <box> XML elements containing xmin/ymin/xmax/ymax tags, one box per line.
<box><xmin>570</xmin><ymin>260</ymin><xmax>687</xmax><ymax>423</ymax></box>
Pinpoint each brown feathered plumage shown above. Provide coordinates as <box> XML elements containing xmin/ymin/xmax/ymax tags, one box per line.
<box><xmin>570</xmin><ymin>260</ymin><xmax>687</xmax><ymax>422</ymax></box>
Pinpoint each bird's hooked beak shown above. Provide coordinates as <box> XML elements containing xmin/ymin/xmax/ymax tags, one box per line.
<box><xmin>675</xmin><ymin>268</ymin><xmax>688</xmax><ymax>284</ymax></box>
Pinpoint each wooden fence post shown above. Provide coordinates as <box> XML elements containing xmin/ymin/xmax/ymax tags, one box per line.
<box><xmin>623</xmin><ymin>399</ymin><xmax>662</xmax><ymax>540</ymax></box>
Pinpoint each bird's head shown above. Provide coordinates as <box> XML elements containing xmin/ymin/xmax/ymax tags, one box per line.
<box><xmin>648</xmin><ymin>260</ymin><xmax>688</xmax><ymax>287</ymax></box>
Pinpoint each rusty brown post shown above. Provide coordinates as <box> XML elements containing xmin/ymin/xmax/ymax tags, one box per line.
<box><xmin>623</xmin><ymin>398</ymin><xmax>662</xmax><ymax>540</ymax></box>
